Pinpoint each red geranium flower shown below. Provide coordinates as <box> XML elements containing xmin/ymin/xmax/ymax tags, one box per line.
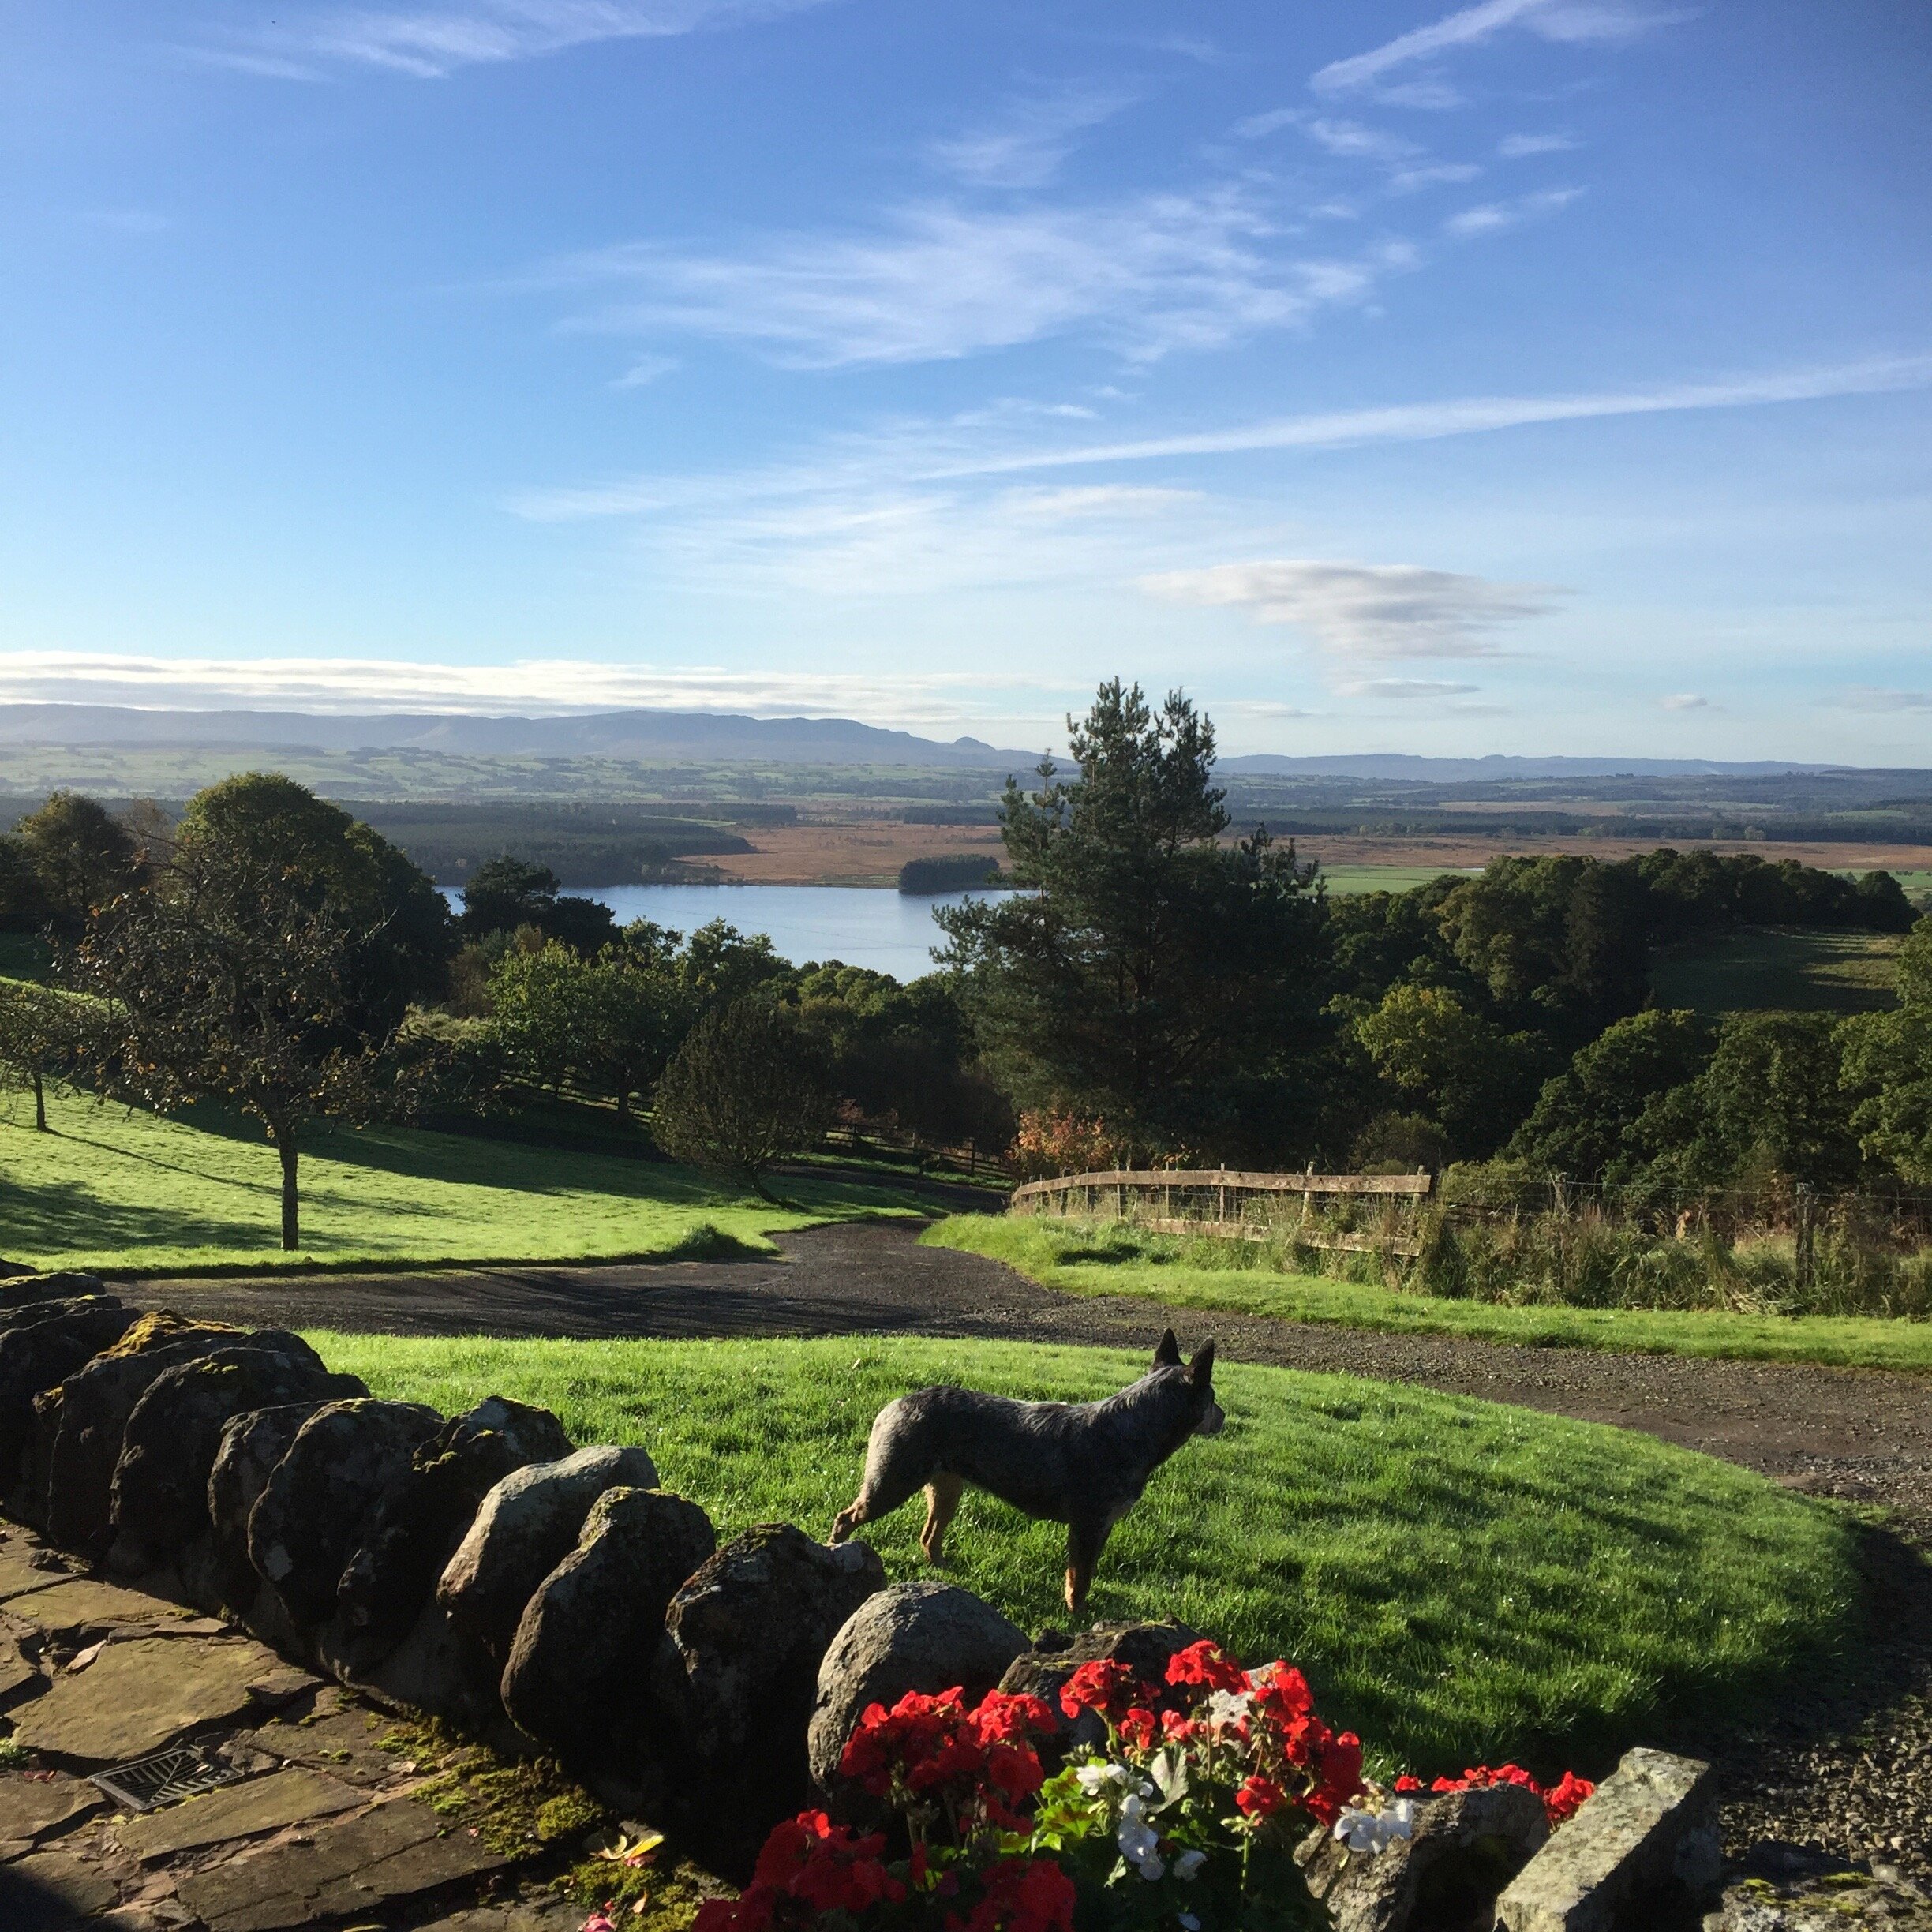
<box><xmin>1058</xmin><ymin>1658</ymin><xmax>1147</xmax><ymax>1721</ymax></box>
<box><xmin>1234</xmin><ymin>1774</ymin><xmax>1288</xmax><ymax>1820</ymax></box>
<box><xmin>1165</xmin><ymin>1640</ymin><xmax>1249</xmax><ymax>1694</ymax></box>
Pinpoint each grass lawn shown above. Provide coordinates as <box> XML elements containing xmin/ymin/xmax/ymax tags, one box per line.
<box><xmin>927</xmin><ymin>1216</ymin><xmax>1932</xmax><ymax>1373</ymax></box>
<box><xmin>316</xmin><ymin>1331</ymin><xmax>1861</xmax><ymax>1780</ymax></box>
<box><xmin>1649</xmin><ymin>926</ymin><xmax>1902</xmax><ymax>1017</ymax></box>
<box><xmin>1316</xmin><ymin>866</ymin><xmax>1476</xmax><ymax>896</ymax></box>
<box><xmin>0</xmin><ymin>1089</ymin><xmax>931</xmax><ymax>1274</ymax></box>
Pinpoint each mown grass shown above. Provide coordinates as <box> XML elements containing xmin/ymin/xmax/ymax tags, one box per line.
<box><xmin>315</xmin><ymin>1331</ymin><xmax>1862</xmax><ymax>1780</ymax></box>
<box><xmin>926</xmin><ymin>1216</ymin><xmax>1932</xmax><ymax>1372</ymax></box>
<box><xmin>0</xmin><ymin>1089</ymin><xmax>927</xmax><ymax>1274</ymax></box>
<box><xmin>1649</xmin><ymin>926</ymin><xmax>1902</xmax><ymax>1017</ymax></box>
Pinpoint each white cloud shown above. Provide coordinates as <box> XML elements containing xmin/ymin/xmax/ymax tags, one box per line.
<box><xmin>612</xmin><ymin>353</ymin><xmax>679</xmax><ymax>388</ymax></box>
<box><xmin>1388</xmin><ymin>162</ymin><xmax>1484</xmax><ymax>193</ymax></box>
<box><xmin>540</xmin><ymin>190</ymin><xmax>1406</xmax><ymax>368</ymax></box>
<box><xmin>1660</xmin><ymin>692</ymin><xmax>1709</xmax><ymax>710</ymax></box>
<box><xmin>1837</xmin><ymin>687</ymin><xmax>1932</xmax><ymax>712</ymax></box>
<box><xmin>1442</xmin><ymin>186</ymin><xmax>1582</xmax><ymax>236</ymax></box>
<box><xmin>1231</xmin><ymin>107</ymin><xmax>1303</xmax><ymax>140</ymax></box>
<box><xmin>1312</xmin><ymin>0</ymin><xmax>1683</xmax><ymax>100</ymax></box>
<box><xmin>1137</xmin><ymin>560</ymin><xmax>1559</xmax><ymax>657</ymax></box>
<box><xmin>1499</xmin><ymin>132</ymin><xmax>1580</xmax><ymax>157</ymax></box>
<box><xmin>1302</xmin><ymin>118</ymin><xmax>1420</xmax><ymax>162</ymax></box>
<box><xmin>930</xmin><ymin>87</ymin><xmax>1136</xmax><ymax>189</ymax></box>
<box><xmin>1337</xmin><ymin>678</ymin><xmax>1484</xmax><ymax>699</ymax></box>
<box><xmin>0</xmin><ymin>650</ymin><xmax>1058</xmax><ymax>731</ymax></box>
<box><xmin>220</xmin><ymin>0</ymin><xmax>829</xmax><ymax>80</ymax></box>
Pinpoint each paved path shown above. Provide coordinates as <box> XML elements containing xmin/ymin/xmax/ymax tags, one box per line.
<box><xmin>133</xmin><ymin>1219</ymin><xmax>1932</xmax><ymax>1544</ymax></box>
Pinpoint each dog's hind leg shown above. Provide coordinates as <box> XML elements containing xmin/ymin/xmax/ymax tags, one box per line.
<box><xmin>1065</xmin><ymin>1518</ymin><xmax>1111</xmax><ymax>1616</ymax></box>
<box><xmin>831</xmin><ymin>1403</ymin><xmax>928</xmax><ymax>1544</ymax></box>
<box><xmin>919</xmin><ymin>1473</ymin><xmax>964</xmax><ymax>1563</ymax></box>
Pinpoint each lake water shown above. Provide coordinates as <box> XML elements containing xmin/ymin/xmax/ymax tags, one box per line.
<box><xmin>446</xmin><ymin>883</ymin><xmax>1020</xmax><ymax>979</ymax></box>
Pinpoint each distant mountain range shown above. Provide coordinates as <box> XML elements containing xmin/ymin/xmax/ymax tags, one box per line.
<box><xmin>0</xmin><ymin>705</ymin><xmax>1899</xmax><ymax>782</ymax></box>
<box><xmin>0</xmin><ymin>704</ymin><xmax>1042</xmax><ymax>769</ymax></box>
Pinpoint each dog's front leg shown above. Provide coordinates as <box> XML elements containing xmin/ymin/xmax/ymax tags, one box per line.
<box><xmin>1065</xmin><ymin>1518</ymin><xmax>1110</xmax><ymax>1617</ymax></box>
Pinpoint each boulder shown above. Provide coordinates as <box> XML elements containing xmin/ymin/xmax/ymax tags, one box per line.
<box><xmin>206</xmin><ymin>1403</ymin><xmax>329</xmax><ymax>1616</ymax></box>
<box><xmin>1301</xmin><ymin>1784</ymin><xmax>1549</xmax><ymax>1932</ymax></box>
<box><xmin>247</xmin><ymin>1398</ymin><xmax>443</xmax><ymax>1631</ymax></box>
<box><xmin>998</xmin><ymin>1620</ymin><xmax>1203</xmax><ymax>1762</ymax></box>
<box><xmin>1495</xmin><ymin>1748</ymin><xmax>1720</xmax><ymax>1932</ymax></box>
<box><xmin>0</xmin><ymin>1299</ymin><xmax>133</xmax><ymax>1490</ymax></box>
<box><xmin>34</xmin><ymin>1316</ymin><xmax>279</xmax><ymax>1550</ymax></box>
<box><xmin>328</xmin><ymin>1397</ymin><xmax>574</xmax><ymax>1672</ymax></box>
<box><xmin>501</xmin><ymin>1485</ymin><xmax>716</xmax><ymax>1779</ymax></box>
<box><xmin>438</xmin><ymin>1443</ymin><xmax>661</xmax><ymax>1664</ymax></box>
<box><xmin>653</xmin><ymin>1522</ymin><xmax>886</xmax><ymax>1870</ymax></box>
<box><xmin>808</xmin><ymin>1582</ymin><xmax>1029</xmax><ymax>1808</ymax></box>
<box><xmin>0</xmin><ymin>1270</ymin><xmax>107</xmax><ymax>1304</ymax></box>
<box><xmin>110</xmin><ymin>1345</ymin><xmax>365</xmax><ymax>1567</ymax></box>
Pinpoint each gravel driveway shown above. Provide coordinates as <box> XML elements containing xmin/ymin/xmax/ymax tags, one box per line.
<box><xmin>129</xmin><ymin>1218</ymin><xmax>1932</xmax><ymax>1876</ymax></box>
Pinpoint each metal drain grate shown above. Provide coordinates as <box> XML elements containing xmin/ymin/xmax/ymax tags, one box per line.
<box><xmin>89</xmin><ymin>1746</ymin><xmax>253</xmax><ymax>1814</ymax></box>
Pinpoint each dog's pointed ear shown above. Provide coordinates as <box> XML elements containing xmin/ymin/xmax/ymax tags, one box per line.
<box><xmin>1189</xmin><ymin>1340</ymin><xmax>1216</xmax><ymax>1385</ymax></box>
<box><xmin>1153</xmin><ymin>1329</ymin><xmax>1181</xmax><ymax>1368</ymax></box>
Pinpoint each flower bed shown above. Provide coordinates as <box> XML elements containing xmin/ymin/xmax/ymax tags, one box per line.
<box><xmin>682</xmin><ymin>1641</ymin><xmax>1593</xmax><ymax>1932</ymax></box>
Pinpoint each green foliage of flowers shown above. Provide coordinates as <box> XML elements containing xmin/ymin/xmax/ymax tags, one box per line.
<box><xmin>316</xmin><ymin>1332</ymin><xmax>1863</xmax><ymax>1777</ymax></box>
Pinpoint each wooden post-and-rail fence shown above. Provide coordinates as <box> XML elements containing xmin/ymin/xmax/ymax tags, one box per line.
<box><xmin>1009</xmin><ymin>1166</ymin><xmax>1435</xmax><ymax>1258</ymax></box>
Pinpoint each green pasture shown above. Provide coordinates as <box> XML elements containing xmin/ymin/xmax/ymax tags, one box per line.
<box><xmin>927</xmin><ymin>1216</ymin><xmax>1932</xmax><ymax>1373</ymax></box>
<box><xmin>1649</xmin><ymin>926</ymin><xmax>1902</xmax><ymax>1017</ymax></box>
<box><xmin>0</xmin><ymin>1091</ymin><xmax>926</xmax><ymax>1273</ymax></box>
<box><xmin>1316</xmin><ymin>866</ymin><xmax>1475</xmax><ymax>896</ymax></box>
<box><xmin>316</xmin><ymin>1331</ymin><xmax>1861</xmax><ymax>1779</ymax></box>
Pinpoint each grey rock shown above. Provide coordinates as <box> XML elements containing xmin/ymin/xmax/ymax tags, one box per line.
<box><xmin>109</xmin><ymin>1344</ymin><xmax>363</xmax><ymax>1565</ymax></box>
<box><xmin>654</xmin><ymin>1522</ymin><xmax>885</xmax><ymax>1871</ymax></box>
<box><xmin>1703</xmin><ymin>1868</ymin><xmax>1932</xmax><ymax>1930</ymax></box>
<box><xmin>0</xmin><ymin>1270</ymin><xmax>106</xmax><ymax>1304</ymax></box>
<box><xmin>0</xmin><ymin>1299</ymin><xmax>133</xmax><ymax>1492</ymax></box>
<box><xmin>0</xmin><ymin>1847</ymin><xmax>120</xmax><ymax>1926</ymax></box>
<box><xmin>503</xmin><ymin>1485</ymin><xmax>715</xmax><ymax>1778</ymax></box>
<box><xmin>0</xmin><ymin>1773</ymin><xmax>104</xmax><ymax>1848</ymax></box>
<box><xmin>206</xmin><ymin>1403</ymin><xmax>328</xmax><ymax>1616</ymax></box>
<box><xmin>1497</xmin><ymin>1747</ymin><xmax>1720</xmax><ymax>1932</ymax></box>
<box><xmin>438</xmin><ymin>1443</ymin><xmax>661</xmax><ymax>1664</ymax></box>
<box><xmin>30</xmin><ymin>1312</ymin><xmax>255</xmax><ymax>1548</ymax></box>
<box><xmin>114</xmin><ymin>1766</ymin><xmax>361</xmax><ymax>1861</ymax></box>
<box><xmin>998</xmin><ymin>1620</ymin><xmax>1202</xmax><ymax>1762</ymax></box>
<box><xmin>246</xmin><ymin>1398</ymin><xmax>443</xmax><ymax>1631</ymax></box>
<box><xmin>808</xmin><ymin>1582</ymin><xmax>1028</xmax><ymax>1807</ymax></box>
<box><xmin>1303</xmin><ymin>1784</ymin><xmax>1549</xmax><ymax>1932</ymax></box>
<box><xmin>330</xmin><ymin>1396</ymin><xmax>573</xmax><ymax>1671</ymax></box>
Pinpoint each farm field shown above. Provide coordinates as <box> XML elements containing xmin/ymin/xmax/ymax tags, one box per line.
<box><xmin>0</xmin><ymin>1092</ymin><xmax>927</xmax><ymax>1273</ymax></box>
<box><xmin>317</xmin><ymin>1330</ymin><xmax>1861</xmax><ymax>1779</ymax></box>
<box><xmin>926</xmin><ymin>1216</ymin><xmax>1932</xmax><ymax>1373</ymax></box>
<box><xmin>1650</xmin><ymin>927</ymin><xmax>1904</xmax><ymax>1016</ymax></box>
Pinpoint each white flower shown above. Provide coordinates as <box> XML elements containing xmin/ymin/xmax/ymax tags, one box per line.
<box><xmin>1178</xmin><ymin>1915</ymin><xmax>1201</xmax><ymax>1930</ymax></box>
<box><xmin>1118</xmin><ymin>1801</ymin><xmax>1165</xmax><ymax>1879</ymax></box>
<box><xmin>1333</xmin><ymin>1799</ymin><xmax>1420</xmax><ymax>1856</ymax></box>
<box><xmin>1076</xmin><ymin>1762</ymin><xmax>1131</xmax><ymax>1795</ymax></box>
<box><xmin>1172</xmin><ymin>1850</ymin><xmax>1207</xmax><ymax>1881</ymax></box>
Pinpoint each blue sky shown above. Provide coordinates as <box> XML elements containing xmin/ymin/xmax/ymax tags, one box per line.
<box><xmin>2</xmin><ymin>0</ymin><xmax>1928</xmax><ymax>758</ymax></box>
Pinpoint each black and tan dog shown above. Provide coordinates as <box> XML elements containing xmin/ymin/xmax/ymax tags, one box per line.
<box><xmin>829</xmin><ymin>1331</ymin><xmax>1223</xmax><ymax>1613</ymax></box>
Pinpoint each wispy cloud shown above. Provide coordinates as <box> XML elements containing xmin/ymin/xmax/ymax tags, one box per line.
<box><xmin>1137</xmin><ymin>560</ymin><xmax>1557</xmax><ymax>658</ymax></box>
<box><xmin>1301</xmin><ymin>117</ymin><xmax>1421</xmax><ymax>162</ymax></box>
<box><xmin>930</xmin><ymin>86</ymin><xmax>1136</xmax><ymax>189</ymax></box>
<box><xmin>1389</xmin><ymin>162</ymin><xmax>1484</xmax><ymax>193</ymax></box>
<box><xmin>612</xmin><ymin>353</ymin><xmax>679</xmax><ymax>388</ymax></box>
<box><xmin>1498</xmin><ymin>132</ymin><xmax>1580</xmax><ymax>157</ymax></box>
<box><xmin>1660</xmin><ymin>692</ymin><xmax>1709</xmax><ymax>710</ymax></box>
<box><xmin>216</xmin><ymin>0</ymin><xmax>829</xmax><ymax>80</ymax></box>
<box><xmin>0</xmin><ymin>650</ymin><xmax>1058</xmax><ymax>731</ymax></box>
<box><xmin>1442</xmin><ymin>185</ymin><xmax>1582</xmax><ymax>236</ymax></box>
<box><xmin>1337</xmin><ymin>677</ymin><xmax>1485</xmax><ymax>700</ymax></box>
<box><xmin>1837</xmin><ymin>687</ymin><xmax>1932</xmax><ymax>712</ymax></box>
<box><xmin>538</xmin><ymin>190</ymin><xmax>1409</xmax><ymax>368</ymax></box>
<box><xmin>1312</xmin><ymin>0</ymin><xmax>1682</xmax><ymax>102</ymax></box>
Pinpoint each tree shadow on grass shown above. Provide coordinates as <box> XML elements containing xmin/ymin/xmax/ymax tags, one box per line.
<box><xmin>0</xmin><ymin>1169</ymin><xmax>279</xmax><ymax>1259</ymax></box>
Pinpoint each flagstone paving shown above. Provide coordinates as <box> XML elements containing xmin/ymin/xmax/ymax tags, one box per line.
<box><xmin>0</xmin><ymin>1516</ymin><xmax>599</xmax><ymax>1930</ymax></box>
